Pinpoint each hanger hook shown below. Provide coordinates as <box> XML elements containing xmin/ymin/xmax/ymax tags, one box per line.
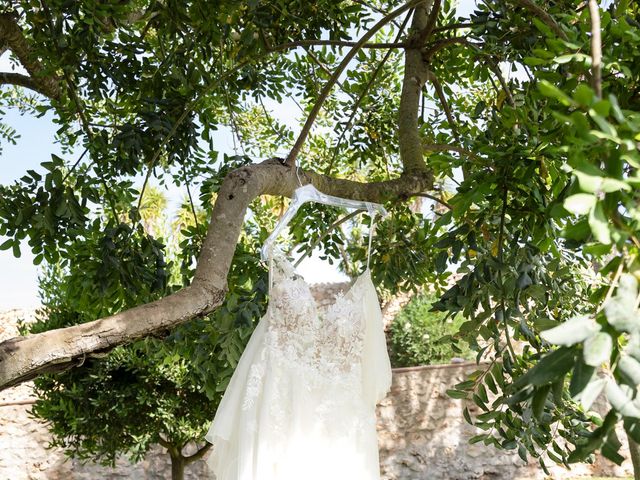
<box><xmin>295</xmin><ymin>165</ymin><xmax>304</xmax><ymax>187</ymax></box>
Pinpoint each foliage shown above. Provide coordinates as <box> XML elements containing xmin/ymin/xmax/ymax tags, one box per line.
<box><xmin>2</xmin><ymin>0</ymin><xmax>640</xmax><ymax>475</ymax></box>
<box><xmin>388</xmin><ymin>292</ymin><xmax>472</xmax><ymax>367</ymax></box>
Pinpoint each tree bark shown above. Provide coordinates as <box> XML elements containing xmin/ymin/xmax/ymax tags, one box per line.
<box><xmin>0</xmin><ymin>160</ymin><xmax>432</xmax><ymax>390</ymax></box>
<box><xmin>0</xmin><ymin>13</ymin><xmax>62</xmax><ymax>99</ymax></box>
<box><xmin>170</xmin><ymin>454</ymin><xmax>185</xmax><ymax>480</ymax></box>
<box><xmin>398</xmin><ymin>0</ymin><xmax>435</xmax><ymax>172</ymax></box>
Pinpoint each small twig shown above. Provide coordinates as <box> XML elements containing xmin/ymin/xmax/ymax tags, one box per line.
<box><xmin>61</xmin><ymin>146</ymin><xmax>89</xmax><ymax>184</ymax></box>
<box><xmin>293</xmin><ymin>209</ymin><xmax>362</xmax><ymax>267</ymax></box>
<box><xmin>351</xmin><ymin>0</ymin><xmax>406</xmax><ymax>29</ymax></box>
<box><xmin>422</xmin><ymin>36</ymin><xmax>469</xmax><ymax>59</ymax></box>
<box><xmin>432</xmin><ymin>22</ymin><xmax>480</xmax><ymax>34</ymax></box>
<box><xmin>422</xmin><ymin>143</ymin><xmax>481</xmax><ymax>161</ymax></box>
<box><xmin>285</xmin><ymin>0</ymin><xmax>425</xmax><ymax>167</ymax></box>
<box><xmin>603</xmin><ymin>255</ymin><xmax>625</xmax><ymax>304</ymax></box>
<box><xmin>428</xmin><ymin>72</ymin><xmax>460</xmax><ymax>141</ymax></box>
<box><xmin>588</xmin><ymin>0</ymin><xmax>602</xmax><ymax>98</ymax></box>
<box><xmin>512</xmin><ymin>0</ymin><xmax>568</xmax><ymax>41</ymax></box>
<box><xmin>181</xmin><ymin>165</ymin><xmax>199</xmax><ymax>231</ymax></box>
<box><xmin>497</xmin><ymin>179</ymin><xmax>517</xmax><ymax>360</ymax></box>
<box><xmin>270</xmin><ymin>39</ymin><xmax>406</xmax><ymax>51</ymax></box>
<box><xmin>415</xmin><ymin>192</ymin><xmax>452</xmax><ymax>210</ymax></box>
<box><xmin>487</xmin><ymin>59</ymin><xmax>516</xmax><ymax>107</ymax></box>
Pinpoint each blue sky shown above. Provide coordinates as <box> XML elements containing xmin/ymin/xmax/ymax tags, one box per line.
<box><xmin>0</xmin><ymin>1</ymin><xmax>479</xmax><ymax>309</ymax></box>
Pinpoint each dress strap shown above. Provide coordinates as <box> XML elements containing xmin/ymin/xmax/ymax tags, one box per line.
<box><xmin>366</xmin><ymin>212</ymin><xmax>378</xmax><ymax>271</ymax></box>
<box><xmin>268</xmin><ymin>253</ymin><xmax>274</xmax><ymax>296</ymax></box>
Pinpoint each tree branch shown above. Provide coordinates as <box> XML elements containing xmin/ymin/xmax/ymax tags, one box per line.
<box><xmin>426</xmin><ymin>71</ymin><xmax>459</xmax><ymax>141</ymax></box>
<box><xmin>415</xmin><ymin>192</ymin><xmax>452</xmax><ymax>210</ymax></box>
<box><xmin>0</xmin><ymin>71</ymin><xmax>52</xmax><ymax>96</ymax></box>
<box><xmin>422</xmin><ymin>142</ymin><xmax>480</xmax><ymax>161</ymax></box>
<box><xmin>486</xmin><ymin>59</ymin><xmax>516</xmax><ymax>107</ymax></box>
<box><xmin>184</xmin><ymin>443</ymin><xmax>212</xmax><ymax>464</ymax></box>
<box><xmin>0</xmin><ymin>159</ymin><xmax>432</xmax><ymax>391</ymax></box>
<box><xmin>415</xmin><ymin>0</ymin><xmax>441</xmax><ymax>46</ymax></box>
<box><xmin>422</xmin><ymin>37</ymin><xmax>468</xmax><ymax>59</ymax></box>
<box><xmin>512</xmin><ymin>0</ymin><xmax>568</xmax><ymax>41</ymax></box>
<box><xmin>271</xmin><ymin>39</ymin><xmax>406</xmax><ymax>51</ymax></box>
<box><xmin>285</xmin><ymin>0</ymin><xmax>425</xmax><ymax>167</ymax></box>
<box><xmin>398</xmin><ymin>0</ymin><xmax>435</xmax><ymax>172</ymax></box>
<box><xmin>588</xmin><ymin>0</ymin><xmax>602</xmax><ymax>98</ymax></box>
<box><xmin>0</xmin><ymin>13</ymin><xmax>61</xmax><ymax>99</ymax></box>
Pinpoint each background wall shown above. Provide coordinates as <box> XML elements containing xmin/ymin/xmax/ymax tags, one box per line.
<box><xmin>0</xmin><ymin>308</ymin><xmax>633</xmax><ymax>480</ymax></box>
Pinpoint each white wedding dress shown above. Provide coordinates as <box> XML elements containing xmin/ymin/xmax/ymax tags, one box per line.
<box><xmin>205</xmin><ymin>237</ymin><xmax>392</xmax><ymax>480</ymax></box>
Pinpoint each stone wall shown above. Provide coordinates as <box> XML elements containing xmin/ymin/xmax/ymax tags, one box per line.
<box><xmin>378</xmin><ymin>363</ymin><xmax>632</xmax><ymax>480</ymax></box>
<box><xmin>0</xmin><ymin>308</ymin><xmax>634</xmax><ymax>479</ymax></box>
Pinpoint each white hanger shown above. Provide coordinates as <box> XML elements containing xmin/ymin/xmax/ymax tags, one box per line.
<box><xmin>260</xmin><ymin>168</ymin><xmax>387</xmax><ymax>262</ymax></box>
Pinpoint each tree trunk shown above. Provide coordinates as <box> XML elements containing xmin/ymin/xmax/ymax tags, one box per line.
<box><xmin>170</xmin><ymin>454</ymin><xmax>185</xmax><ymax>480</ymax></box>
<box><xmin>628</xmin><ymin>432</ymin><xmax>640</xmax><ymax>480</ymax></box>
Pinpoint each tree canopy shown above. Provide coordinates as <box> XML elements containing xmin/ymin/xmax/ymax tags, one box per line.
<box><xmin>1</xmin><ymin>0</ymin><xmax>640</xmax><ymax>473</ymax></box>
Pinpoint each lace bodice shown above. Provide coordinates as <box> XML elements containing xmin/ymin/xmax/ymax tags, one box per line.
<box><xmin>266</xmin><ymin>248</ymin><xmax>370</xmax><ymax>377</ymax></box>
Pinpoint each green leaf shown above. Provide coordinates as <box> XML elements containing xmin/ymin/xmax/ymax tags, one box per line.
<box><xmin>602</xmin><ymin>430</ymin><xmax>625</xmax><ymax>465</ymax></box>
<box><xmin>538</xmin><ymin>80</ymin><xmax>574</xmax><ymax>106</ymax></box>
<box><xmin>524</xmin><ymin>56</ymin><xmax>548</xmax><ymax>66</ymax></box>
<box><xmin>573</xmin><ymin>378</ymin><xmax>606</xmax><ymax>411</ymax></box>
<box><xmin>605</xmin><ymin>380</ymin><xmax>640</xmax><ymax>417</ymax></box>
<box><xmin>514</xmin><ymin>347</ymin><xmax>576</xmax><ymax>388</ymax></box>
<box><xmin>589</xmin><ymin>110</ymin><xmax>617</xmax><ymax>137</ymax></box>
<box><xmin>583</xmin><ymin>332</ymin><xmax>612</xmax><ymax>367</ymax></box>
<box><xmin>573</xmin><ymin>84</ymin><xmax>595</xmax><ymax>106</ymax></box>
<box><xmin>569</xmin><ymin>358</ymin><xmax>596</xmax><ymax>397</ymax></box>
<box><xmin>0</xmin><ymin>238</ymin><xmax>12</xmax><ymax>250</ymax></box>
<box><xmin>563</xmin><ymin>194</ymin><xmax>596</xmax><ymax>215</ymax></box>
<box><xmin>446</xmin><ymin>389</ymin><xmax>468</xmax><ymax>399</ymax></box>
<box><xmin>588</xmin><ymin>203</ymin><xmax>611</xmax><ymax>245</ymax></box>
<box><xmin>618</xmin><ymin>355</ymin><xmax>640</xmax><ymax>386</ymax></box>
<box><xmin>518</xmin><ymin>445</ymin><xmax>528</xmax><ymax>462</ymax></box>
<box><xmin>604</xmin><ymin>278</ymin><xmax>638</xmax><ymax>332</ymax></box>
<box><xmin>540</xmin><ymin>315</ymin><xmax>600</xmax><ymax>346</ymax></box>
<box><xmin>463</xmin><ymin>407</ymin><xmax>473</xmax><ymax>425</ymax></box>
<box><xmin>624</xmin><ymin>417</ymin><xmax>640</xmax><ymax>443</ymax></box>
<box><xmin>532</xmin><ymin>385</ymin><xmax>550</xmax><ymax>421</ymax></box>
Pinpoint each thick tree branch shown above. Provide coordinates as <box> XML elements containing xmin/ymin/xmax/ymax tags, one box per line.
<box><xmin>415</xmin><ymin>0</ymin><xmax>441</xmax><ymax>46</ymax></box>
<box><xmin>0</xmin><ymin>13</ymin><xmax>61</xmax><ymax>99</ymax></box>
<box><xmin>285</xmin><ymin>0</ymin><xmax>425</xmax><ymax>167</ymax></box>
<box><xmin>0</xmin><ymin>159</ymin><xmax>432</xmax><ymax>391</ymax></box>
<box><xmin>398</xmin><ymin>0</ymin><xmax>435</xmax><ymax>172</ymax></box>
<box><xmin>588</xmin><ymin>0</ymin><xmax>602</xmax><ymax>98</ymax></box>
<box><xmin>0</xmin><ymin>71</ymin><xmax>52</xmax><ymax>96</ymax></box>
